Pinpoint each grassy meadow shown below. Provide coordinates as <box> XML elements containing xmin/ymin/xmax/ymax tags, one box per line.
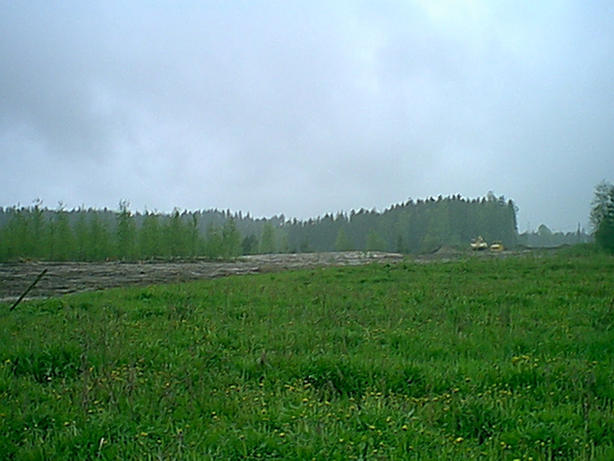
<box><xmin>1</xmin><ymin>248</ymin><xmax>614</xmax><ymax>459</ymax></box>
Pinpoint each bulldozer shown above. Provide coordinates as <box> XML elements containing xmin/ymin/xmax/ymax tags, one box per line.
<box><xmin>470</xmin><ymin>236</ymin><xmax>488</xmax><ymax>251</ymax></box>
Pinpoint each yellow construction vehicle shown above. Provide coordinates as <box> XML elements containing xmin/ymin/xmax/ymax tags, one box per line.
<box><xmin>490</xmin><ymin>242</ymin><xmax>504</xmax><ymax>252</ymax></box>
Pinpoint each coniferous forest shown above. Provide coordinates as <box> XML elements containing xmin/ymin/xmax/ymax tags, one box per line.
<box><xmin>0</xmin><ymin>194</ymin><xmax>520</xmax><ymax>261</ymax></box>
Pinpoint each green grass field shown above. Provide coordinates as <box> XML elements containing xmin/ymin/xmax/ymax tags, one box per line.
<box><xmin>1</xmin><ymin>248</ymin><xmax>614</xmax><ymax>460</ymax></box>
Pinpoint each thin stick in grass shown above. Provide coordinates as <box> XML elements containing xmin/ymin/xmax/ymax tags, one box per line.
<box><xmin>9</xmin><ymin>268</ymin><xmax>48</xmax><ymax>311</ymax></box>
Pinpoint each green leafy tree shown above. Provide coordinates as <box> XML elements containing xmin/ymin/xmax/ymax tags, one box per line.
<box><xmin>28</xmin><ymin>200</ymin><xmax>46</xmax><ymax>258</ymax></box>
<box><xmin>89</xmin><ymin>213</ymin><xmax>111</xmax><ymax>260</ymax></box>
<box><xmin>0</xmin><ymin>208</ymin><xmax>24</xmax><ymax>260</ymax></box>
<box><xmin>116</xmin><ymin>200</ymin><xmax>136</xmax><ymax>260</ymax></box>
<box><xmin>165</xmin><ymin>209</ymin><xmax>188</xmax><ymax>257</ymax></box>
<box><xmin>139</xmin><ymin>212</ymin><xmax>161</xmax><ymax>258</ymax></box>
<box><xmin>242</xmin><ymin>234</ymin><xmax>258</xmax><ymax>254</ymax></box>
<box><xmin>222</xmin><ymin>218</ymin><xmax>241</xmax><ymax>258</ymax></box>
<box><xmin>260</xmin><ymin>222</ymin><xmax>276</xmax><ymax>254</ymax></box>
<box><xmin>395</xmin><ymin>234</ymin><xmax>406</xmax><ymax>254</ymax></box>
<box><xmin>278</xmin><ymin>230</ymin><xmax>290</xmax><ymax>253</ymax></box>
<box><xmin>188</xmin><ymin>213</ymin><xmax>200</xmax><ymax>257</ymax></box>
<box><xmin>74</xmin><ymin>211</ymin><xmax>89</xmax><ymax>261</ymax></box>
<box><xmin>335</xmin><ymin>228</ymin><xmax>352</xmax><ymax>251</ymax></box>
<box><xmin>53</xmin><ymin>205</ymin><xmax>75</xmax><ymax>260</ymax></box>
<box><xmin>419</xmin><ymin>232</ymin><xmax>440</xmax><ymax>253</ymax></box>
<box><xmin>204</xmin><ymin>223</ymin><xmax>223</xmax><ymax>258</ymax></box>
<box><xmin>366</xmin><ymin>229</ymin><xmax>385</xmax><ymax>251</ymax></box>
<box><xmin>596</xmin><ymin>219</ymin><xmax>614</xmax><ymax>253</ymax></box>
<box><xmin>591</xmin><ymin>181</ymin><xmax>614</xmax><ymax>253</ymax></box>
<box><xmin>299</xmin><ymin>238</ymin><xmax>312</xmax><ymax>253</ymax></box>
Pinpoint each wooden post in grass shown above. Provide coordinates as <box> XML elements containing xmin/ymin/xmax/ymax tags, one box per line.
<box><xmin>9</xmin><ymin>268</ymin><xmax>48</xmax><ymax>311</ymax></box>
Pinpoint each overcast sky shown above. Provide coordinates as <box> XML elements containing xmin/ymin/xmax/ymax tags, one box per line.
<box><xmin>1</xmin><ymin>1</ymin><xmax>613</xmax><ymax>232</ymax></box>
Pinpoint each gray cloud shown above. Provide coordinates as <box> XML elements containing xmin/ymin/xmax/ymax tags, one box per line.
<box><xmin>1</xmin><ymin>1</ymin><xmax>613</xmax><ymax>231</ymax></box>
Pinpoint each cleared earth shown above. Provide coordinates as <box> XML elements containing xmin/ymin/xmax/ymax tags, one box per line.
<box><xmin>0</xmin><ymin>251</ymin><xmax>406</xmax><ymax>300</ymax></box>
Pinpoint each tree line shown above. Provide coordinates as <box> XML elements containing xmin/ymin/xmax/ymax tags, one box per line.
<box><xmin>283</xmin><ymin>193</ymin><xmax>518</xmax><ymax>253</ymax></box>
<box><xmin>517</xmin><ymin>224</ymin><xmax>591</xmax><ymax>248</ymax></box>
<box><xmin>0</xmin><ymin>193</ymin><xmax>519</xmax><ymax>261</ymax></box>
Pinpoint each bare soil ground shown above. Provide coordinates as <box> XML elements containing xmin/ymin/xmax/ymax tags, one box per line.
<box><xmin>0</xmin><ymin>252</ymin><xmax>404</xmax><ymax>301</ymax></box>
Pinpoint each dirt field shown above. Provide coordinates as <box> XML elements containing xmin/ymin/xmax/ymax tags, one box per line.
<box><xmin>0</xmin><ymin>252</ymin><xmax>404</xmax><ymax>301</ymax></box>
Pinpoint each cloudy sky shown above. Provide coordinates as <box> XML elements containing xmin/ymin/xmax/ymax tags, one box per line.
<box><xmin>1</xmin><ymin>1</ymin><xmax>613</xmax><ymax>232</ymax></box>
